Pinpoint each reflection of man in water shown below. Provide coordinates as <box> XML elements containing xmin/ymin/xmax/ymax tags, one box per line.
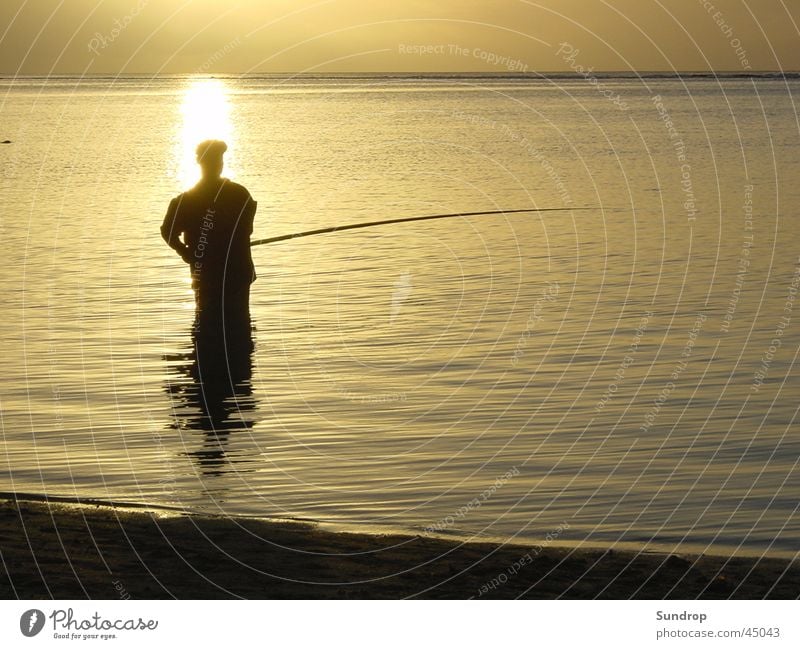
<box><xmin>161</xmin><ymin>140</ymin><xmax>257</xmax><ymax>324</ymax></box>
<box><xmin>164</xmin><ymin>323</ymin><xmax>256</xmax><ymax>477</ymax></box>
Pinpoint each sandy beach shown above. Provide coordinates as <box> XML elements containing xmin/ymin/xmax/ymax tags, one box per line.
<box><xmin>1</xmin><ymin>497</ymin><xmax>797</xmax><ymax>599</ymax></box>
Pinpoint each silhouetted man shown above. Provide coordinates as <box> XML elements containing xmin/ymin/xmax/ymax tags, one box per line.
<box><xmin>161</xmin><ymin>140</ymin><xmax>257</xmax><ymax>325</ymax></box>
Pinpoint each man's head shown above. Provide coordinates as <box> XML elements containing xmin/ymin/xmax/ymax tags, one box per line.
<box><xmin>196</xmin><ymin>139</ymin><xmax>227</xmax><ymax>179</ymax></box>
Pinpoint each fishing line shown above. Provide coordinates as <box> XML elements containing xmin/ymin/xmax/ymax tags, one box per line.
<box><xmin>250</xmin><ymin>206</ymin><xmax>597</xmax><ymax>247</ymax></box>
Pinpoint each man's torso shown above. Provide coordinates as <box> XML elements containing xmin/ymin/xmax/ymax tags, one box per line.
<box><xmin>173</xmin><ymin>178</ymin><xmax>256</xmax><ymax>287</ymax></box>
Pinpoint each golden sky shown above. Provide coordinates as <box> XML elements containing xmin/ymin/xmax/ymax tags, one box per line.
<box><xmin>1</xmin><ymin>0</ymin><xmax>798</xmax><ymax>74</ymax></box>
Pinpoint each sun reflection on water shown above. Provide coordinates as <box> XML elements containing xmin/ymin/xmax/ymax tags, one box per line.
<box><xmin>176</xmin><ymin>78</ymin><xmax>236</xmax><ymax>189</ymax></box>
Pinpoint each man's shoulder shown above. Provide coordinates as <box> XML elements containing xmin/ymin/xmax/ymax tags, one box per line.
<box><xmin>222</xmin><ymin>179</ymin><xmax>252</xmax><ymax>199</ymax></box>
<box><xmin>171</xmin><ymin>190</ymin><xmax>193</xmax><ymax>205</ymax></box>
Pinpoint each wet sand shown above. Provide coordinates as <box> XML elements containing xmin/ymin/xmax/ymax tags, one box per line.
<box><xmin>1</xmin><ymin>498</ymin><xmax>797</xmax><ymax>599</ymax></box>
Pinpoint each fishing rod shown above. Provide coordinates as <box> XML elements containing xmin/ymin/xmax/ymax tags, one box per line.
<box><xmin>249</xmin><ymin>206</ymin><xmax>594</xmax><ymax>247</ymax></box>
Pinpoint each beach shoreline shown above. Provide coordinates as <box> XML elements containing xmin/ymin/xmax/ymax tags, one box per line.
<box><xmin>1</xmin><ymin>498</ymin><xmax>797</xmax><ymax>599</ymax></box>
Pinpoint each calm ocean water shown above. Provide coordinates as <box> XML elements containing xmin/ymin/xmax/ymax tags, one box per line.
<box><xmin>1</xmin><ymin>74</ymin><xmax>799</xmax><ymax>557</ymax></box>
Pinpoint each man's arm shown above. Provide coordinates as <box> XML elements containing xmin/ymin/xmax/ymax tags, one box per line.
<box><xmin>243</xmin><ymin>193</ymin><xmax>257</xmax><ymax>283</ymax></box>
<box><xmin>244</xmin><ymin>196</ymin><xmax>257</xmax><ymax>236</ymax></box>
<box><xmin>160</xmin><ymin>197</ymin><xmax>191</xmax><ymax>262</ymax></box>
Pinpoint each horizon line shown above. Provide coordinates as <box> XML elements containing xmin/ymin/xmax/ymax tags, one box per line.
<box><xmin>2</xmin><ymin>69</ymin><xmax>799</xmax><ymax>77</ymax></box>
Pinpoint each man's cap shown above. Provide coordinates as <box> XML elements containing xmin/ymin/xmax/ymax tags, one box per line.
<box><xmin>196</xmin><ymin>139</ymin><xmax>228</xmax><ymax>162</ymax></box>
